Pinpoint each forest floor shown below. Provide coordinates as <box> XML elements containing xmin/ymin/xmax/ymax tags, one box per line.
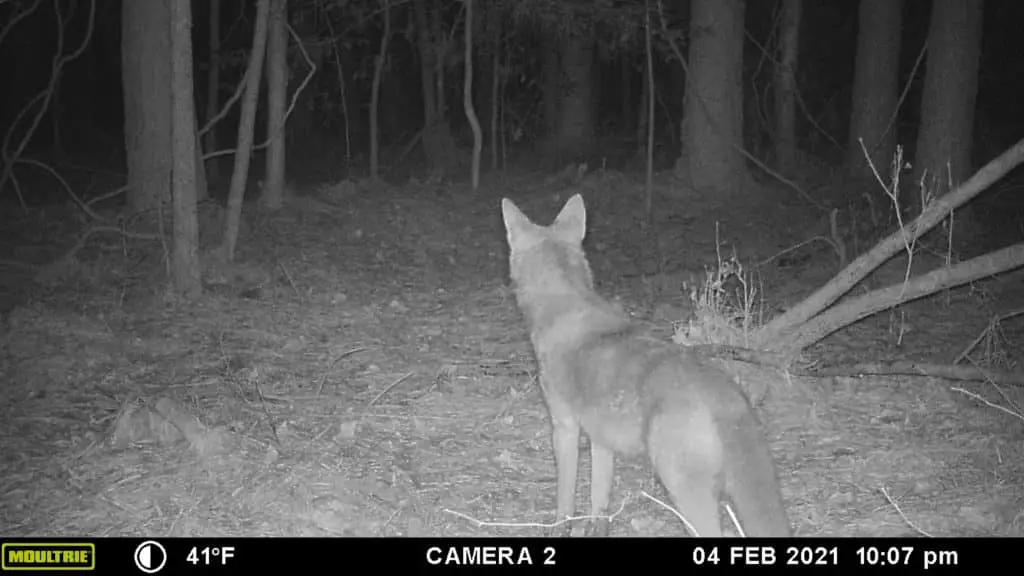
<box><xmin>1</xmin><ymin>161</ymin><xmax>1023</xmax><ymax>540</ymax></box>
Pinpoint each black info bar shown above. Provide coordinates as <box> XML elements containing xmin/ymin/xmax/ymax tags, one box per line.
<box><xmin>0</xmin><ymin>537</ymin><xmax>986</xmax><ymax>574</ymax></box>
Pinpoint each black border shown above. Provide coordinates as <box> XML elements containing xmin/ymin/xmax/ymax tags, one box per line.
<box><xmin>0</xmin><ymin>537</ymin><xmax>986</xmax><ymax>574</ymax></box>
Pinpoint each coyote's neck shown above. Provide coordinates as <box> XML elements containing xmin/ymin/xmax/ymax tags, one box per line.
<box><xmin>514</xmin><ymin>282</ymin><xmax>632</xmax><ymax>348</ymax></box>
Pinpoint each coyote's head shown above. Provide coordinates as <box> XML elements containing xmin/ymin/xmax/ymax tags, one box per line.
<box><xmin>500</xmin><ymin>194</ymin><xmax>596</xmax><ymax>320</ymax></box>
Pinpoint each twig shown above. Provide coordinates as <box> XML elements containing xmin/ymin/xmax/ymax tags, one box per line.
<box><xmin>277</xmin><ymin>261</ymin><xmax>300</xmax><ymax>298</ymax></box>
<box><xmin>880</xmin><ymin>486</ymin><xmax>932</xmax><ymax>537</ymax></box>
<box><xmin>689</xmin><ymin>343</ymin><xmax>791</xmax><ymax>371</ymax></box>
<box><xmin>198</xmin><ymin>69</ymin><xmax>248</xmax><ymax>141</ymax></box>
<box><xmin>0</xmin><ymin>0</ymin><xmax>43</xmax><ymax>49</ymax></box>
<box><xmin>85</xmin><ymin>183</ymin><xmax>130</xmax><ymax>206</ymax></box>
<box><xmin>757</xmin><ymin>235</ymin><xmax>842</xmax><ymax>268</ymax></box>
<box><xmin>952</xmin><ymin>387</ymin><xmax>1023</xmax><ymax>422</ymax></box>
<box><xmin>640</xmin><ymin>489</ymin><xmax>699</xmax><ymax>536</ymax></box>
<box><xmin>201</xmin><ymin>22</ymin><xmax>316</xmax><ymax>161</ymax></box>
<box><xmin>442</xmin><ymin>498</ymin><xmax>628</xmax><ymax>532</ymax></box>
<box><xmin>829</xmin><ymin>208</ymin><xmax>847</xmax><ymax>267</ymax></box>
<box><xmin>0</xmin><ymin>0</ymin><xmax>96</xmax><ymax>208</ymax></box>
<box><xmin>315</xmin><ymin>347</ymin><xmax>369</xmax><ymax>397</ymax></box>
<box><xmin>811</xmin><ymin>360</ymin><xmax>1024</xmax><ymax>387</ymax></box>
<box><xmin>956</xmin><ymin>308</ymin><xmax>1024</xmax><ymax>364</ymax></box>
<box><xmin>368</xmin><ymin>372</ymin><xmax>414</xmax><ymax>406</ymax></box>
<box><xmin>16</xmin><ymin>158</ymin><xmax>104</xmax><ymax>220</ymax></box>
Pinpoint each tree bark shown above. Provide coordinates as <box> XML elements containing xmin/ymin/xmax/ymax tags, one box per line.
<box><xmin>369</xmin><ymin>0</ymin><xmax>391</xmax><ymax>179</ymax></box>
<box><xmin>678</xmin><ymin>0</ymin><xmax>746</xmax><ymax>194</ymax></box>
<box><xmin>219</xmin><ymin>0</ymin><xmax>270</xmax><ymax>262</ymax></box>
<box><xmin>431</xmin><ymin>0</ymin><xmax>446</xmax><ymax>120</ymax></box>
<box><xmin>204</xmin><ymin>0</ymin><xmax>221</xmax><ymax>185</ymax></box>
<box><xmin>621</xmin><ymin>51</ymin><xmax>634</xmax><ymax>135</ymax></box>
<box><xmin>169</xmin><ymin>0</ymin><xmax>202</xmax><ymax>298</ymax></box>
<box><xmin>491</xmin><ymin>45</ymin><xmax>500</xmax><ymax>170</ymax></box>
<box><xmin>464</xmin><ymin>0</ymin><xmax>482</xmax><ymax>189</ymax></box>
<box><xmin>291</xmin><ymin>5</ymin><xmax>327</xmax><ymax>153</ymax></box>
<box><xmin>413</xmin><ymin>0</ymin><xmax>436</xmax><ymax>128</ymax></box>
<box><xmin>912</xmin><ymin>0</ymin><xmax>983</xmax><ymax>213</ymax></box>
<box><xmin>193</xmin><ymin>107</ymin><xmax>208</xmax><ymax>201</ymax></box>
<box><xmin>774</xmin><ymin>0</ymin><xmax>802</xmax><ymax>172</ymax></box>
<box><xmin>121</xmin><ymin>0</ymin><xmax>171</xmax><ymax>212</ymax></box>
<box><xmin>553</xmin><ymin>21</ymin><xmax>594</xmax><ymax>155</ymax></box>
<box><xmin>541</xmin><ymin>23</ymin><xmax>560</xmax><ymax>140</ymax></box>
<box><xmin>262</xmin><ymin>0</ymin><xmax>287</xmax><ymax>209</ymax></box>
<box><xmin>845</xmin><ymin>0</ymin><xmax>903</xmax><ymax>180</ymax></box>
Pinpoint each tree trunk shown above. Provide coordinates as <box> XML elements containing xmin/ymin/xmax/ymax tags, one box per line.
<box><xmin>369</xmin><ymin>0</ymin><xmax>391</xmax><ymax>179</ymax></box>
<box><xmin>121</xmin><ymin>0</ymin><xmax>171</xmax><ymax>212</ymax></box>
<box><xmin>553</xmin><ymin>22</ymin><xmax>594</xmax><ymax>155</ymax></box>
<box><xmin>262</xmin><ymin>0</ymin><xmax>287</xmax><ymax>209</ymax></box>
<box><xmin>637</xmin><ymin>63</ymin><xmax>648</xmax><ymax>157</ymax></box>
<box><xmin>677</xmin><ymin>0</ymin><xmax>746</xmax><ymax>194</ymax></box>
<box><xmin>169</xmin><ymin>0</ymin><xmax>202</xmax><ymax>298</ymax></box>
<box><xmin>845</xmin><ymin>0</ymin><xmax>903</xmax><ymax>180</ymax></box>
<box><xmin>541</xmin><ymin>23</ymin><xmax>560</xmax><ymax>140</ymax></box>
<box><xmin>431</xmin><ymin>0</ymin><xmax>446</xmax><ymax>120</ymax></box>
<box><xmin>621</xmin><ymin>52</ymin><xmax>633</xmax><ymax>135</ymax></box>
<box><xmin>193</xmin><ymin>110</ymin><xmax>208</xmax><ymax>201</ymax></box>
<box><xmin>290</xmin><ymin>3</ymin><xmax>327</xmax><ymax>155</ymax></box>
<box><xmin>413</xmin><ymin>0</ymin><xmax>436</xmax><ymax>128</ymax></box>
<box><xmin>491</xmin><ymin>46</ymin><xmax>500</xmax><ymax>170</ymax></box>
<box><xmin>412</xmin><ymin>0</ymin><xmax>454</xmax><ymax>171</ymax></box>
<box><xmin>464</xmin><ymin>0</ymin><xmax>481</xmax><ymax>189</ymax></box>
<box><xmin>912</xmin><ymin>0</ymin><xmax>983</xmax><ymax>215</ymax></box>
<box><xmin>477</xmin><ymin>0</ymin><xmax>501</xmax><ymax>166</ymax></box>
<box><xmin>204</xmin><ymin>0</ymin><xmax>221</xmax><ymax>185</ymax></box>
<box><xmin>219</xmin><ymin>0</ymin><xmax>270</xmax><ymax>262</ymax></box>
<box><xmin>644</xmin><ymin>2</ymin><xmax>655</xmax><ymax>222</ymax></box>
<box><xmin>774</xmin><ymin>0</ymin><xmax>802</xmax><ymax>172</ymax></box>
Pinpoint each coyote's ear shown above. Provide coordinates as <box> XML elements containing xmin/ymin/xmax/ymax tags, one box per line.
<box><xmin>501</xmin><ymin>198</ymin><xmax>534</xmax><ymax>249</ymax></box>
<box><xmin>552</xmin><ymin>194</ymin><xmax>587</xmax><ymax>244</ymax></box>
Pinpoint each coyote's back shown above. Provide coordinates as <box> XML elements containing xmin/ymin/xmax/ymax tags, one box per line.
<box><xmin>501</xmin><ymin>194</ymin><xmax>791</xmax><ymax>537</ymax></box>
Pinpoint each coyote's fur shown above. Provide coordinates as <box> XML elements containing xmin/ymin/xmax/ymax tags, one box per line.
<box><xmin>501</xmin><ymin>194</ymin><xmax>791</xmax><ymax>537</ymax></box>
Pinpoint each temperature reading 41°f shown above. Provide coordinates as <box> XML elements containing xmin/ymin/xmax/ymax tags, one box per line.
<box><xmin>186</xmin><ymin>546</ymin><xmax>236</xmax><ymax>566</ymax></box>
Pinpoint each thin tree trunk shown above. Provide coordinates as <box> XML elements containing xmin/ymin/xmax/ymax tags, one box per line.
<box><xmin>486</xmin><ymin>2</ymin><xmax>501</xmax><ymax>170</ymax></box>
<box><xmin>324</xmin><ymin>15</ymin><xmax>352</xmax><ymax>170</ymax></box>
<box><xmin>262</xmin><ymin>0</ymin><xmax>287</xmax><ymax>209</ymax></box>
<box><xmin>219</xmin><ymin>0</ymin><xmax>270</xmax><ymax>262</ymax></box>
<box><xmin>621</xmin><ymin>52</ymin><xmax>633</xmax><ymax>134</ymax></box>
<box><xmin>413</xmin><ymin>0</ymin><xmax>436</xmax><ymax>128</ymax></box>
<box><xmin>490</xmin><ymin>47</ymin><xmax>500</xmax><ymax>170</ymax></box>
<box><xmin>193</xmin><ymin>109</ymin><xmax>207</xmax><ymax>201</ymax></box>
<box><xmin>554</xmin><ymin>22</ymin><xmax>594</xmax><ymax>154</ymax></box>
<box><xmin>637</xmin><ymin>68</ymin><xmax>648</xmax><ymax>156</ymax></box>
<box><xmin>369</xmin><ymin>0</ymin><xmax>391</xmax><ymax>179</ymax></box>
<box><xmin>644</xmin><ymin>1</ymin><xmax>655</xmax><ymax>223</ymax></box>
<box><xmin>204</xmin><ymin>0</ymin><xmax>221</xmax><ymax>184</ymax></box>
<box><xmin>774</xmin><ymin>0</ymin><xmax>802</xmax><ymax>172</ymax></box>
<box><xmin>464</xmin><ymin>0</ymin><xmax>481</xmax><ymax>188</ymax></box>
<box><xmin>169</xmin><ymin>0</ymin><xmax>202</xmax><ymax>298</ymax></box>
<box><xmin>541</xmin><ymin>23</ymin><xmax>560</xmax><ymax>139</ymax></box>
<box><xmin>431</xmin><ymin>0</ymin><xmax>445</xmax><ymax>120</ymax></box>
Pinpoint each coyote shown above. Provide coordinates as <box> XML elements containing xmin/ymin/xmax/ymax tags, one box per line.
<box><xmin>501</xmin><ymin>194</ymin><xmax>791</xmax><ymax>537</ymax></box>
